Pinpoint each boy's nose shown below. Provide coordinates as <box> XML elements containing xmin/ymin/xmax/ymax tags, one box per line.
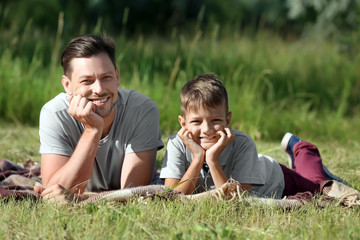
<box><xmin>202</xmin><ymin>122</ymin><xmax>213</xmax><ymax>134</ymax></box>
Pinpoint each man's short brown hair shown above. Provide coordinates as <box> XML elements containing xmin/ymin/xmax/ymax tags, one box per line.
<box><xmin>180</xmin><ymin>73</ymin><xmax>229</xmax><ymax>116</ymax></box>
<box><xmin>61</xmin><ymin>34</ymin><xmax>116</xmax><ymax>78</ymax></box>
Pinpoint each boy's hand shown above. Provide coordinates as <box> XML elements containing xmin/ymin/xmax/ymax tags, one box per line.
<box><xmin>177</xmin><ymin>127</ymin><xmax>205</xmax><ymax>160</ymax></box>
<box><xmin>205</xmin><ymin>128</ymin><xmax>234</xmax><ymax>163</ymax></box>
<box><xmin>68</xmin><ymin>95</ymin><xmax>104</xmax><ymax>132</ymax></box>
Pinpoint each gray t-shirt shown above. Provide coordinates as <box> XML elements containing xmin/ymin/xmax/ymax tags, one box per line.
<box><xmin>39</xmin><ymin>89</ymin><xmax>164</xmax><ymax>192</ymax></box>
<box><xmin>160</xmin><ymin>130</ymin><xmax>285</xmax><ymax>199</ymax></box>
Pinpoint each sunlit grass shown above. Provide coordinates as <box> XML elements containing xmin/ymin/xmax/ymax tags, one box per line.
<box><xmin>0</xmin><ymin>186</ymin><xmax>359</xmax><ymax>239</ymax></box>
<box><xmin>1</xmin><ymin>27</ymin><xmax>360</xmax><ymax>141</ymax></box>
<box><xmin>0</xmin><ymin>121</ymin><xmax>359</xmax><ymax>239</ymax></box>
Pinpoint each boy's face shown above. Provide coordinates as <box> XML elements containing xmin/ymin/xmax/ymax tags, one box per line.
<box><xmin>179</xmin><ymin>104</ymin><xmax>231</xmax><ymax>150</ymax></box>
<box><xmin>62</xmin><ymin>53</ymin><xmax>120</xmax><ymax>119</ymax></box>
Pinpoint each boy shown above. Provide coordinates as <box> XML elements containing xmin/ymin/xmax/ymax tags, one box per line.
<box><xmin>160</xmin><ymin>73</ymin><xmax>341</xmax><ymax>199</ymax></box>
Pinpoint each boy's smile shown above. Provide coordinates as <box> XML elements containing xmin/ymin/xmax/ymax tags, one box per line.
<box><xmin>179</xmin><ymin>104</ymin><xmax>231</xmax><ymax>150</ymax></box>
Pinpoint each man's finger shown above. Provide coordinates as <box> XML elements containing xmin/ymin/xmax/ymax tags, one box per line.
<box><xmin>34</xmin><ymin>185</ymin><xmax>45</xmax><ymax>194</ymax></box>
<box><xmin>217</xmin><ymin>130</ymin><xmax>226</xmax><ymax>138</ymax></box>
<box><xmin>84</xmin><ymin>101</ymin><xmax>95</xmax><ymax>113</ymax></box>
<box><xmin>78</xmin><ymin>97</ymin><xmax>89</xmax><ymax>109</ymax></box>
<box><xmin>224</xmin><ymin>127</ymin><xmax>232</xmax><ymax>135</ymax></box>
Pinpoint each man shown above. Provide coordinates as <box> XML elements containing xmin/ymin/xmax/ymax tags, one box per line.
<box><xmin>34</xmin><ymin>34</ymin><xmax>163</xmax><ymax>200</ymax></box>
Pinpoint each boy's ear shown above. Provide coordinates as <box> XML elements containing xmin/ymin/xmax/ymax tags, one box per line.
<box><xmin>178</xmin><ymin>115</ymin><xmax>186</xmax><ymax>127</ymax></box>
<box><xmin>62</xmin><ymin>75</ymin><xmax>73</xmax><ymax>95</ymax></box>
<box><xmin>226</xmin><ymin>112</ymin><xmax>232</xmax><ymax>127</ymax></box>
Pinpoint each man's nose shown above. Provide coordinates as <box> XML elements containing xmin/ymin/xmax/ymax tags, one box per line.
<box><xmin>92</xmin><ymin>79</ymin><xmax>104</xmax><ymax>95</ymax></box>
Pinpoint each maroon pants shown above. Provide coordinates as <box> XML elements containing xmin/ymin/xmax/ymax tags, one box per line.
<box><xmin>280</xmin><ymin>141</ymin><xmax>327</xmax><ymax>197</ymax></box>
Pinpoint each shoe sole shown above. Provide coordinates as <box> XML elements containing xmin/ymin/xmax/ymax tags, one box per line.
<box><xmin>281</xmin><ymin>132</ymin><xmax>294</xmax><ymax>169</ymax></box>
<box><xmin>323</xmin><ymin>165</ymin><xmax>344</xmax><ymax>183</ymax></box>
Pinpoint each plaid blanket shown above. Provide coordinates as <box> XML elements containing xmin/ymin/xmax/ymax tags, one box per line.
<box><xmin>0</xmin><ymin>159</ymin><xmax>359</xmax><ymax>208</ymax></box>
<box><xmin>0</xmin><ymin>159</ymin><xmax>41</xmax><ymax>200</ymax></box>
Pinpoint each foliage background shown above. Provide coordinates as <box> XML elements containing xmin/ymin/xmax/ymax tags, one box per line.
<box><xmin>0</xmin><ymin>2</ymin><xmax>359</xmax><ymax>239</ymax></box>
<box><xmin>0</xmin><ymin>0</ymin><xmax>360</xmax><ymax>141</ymax></box>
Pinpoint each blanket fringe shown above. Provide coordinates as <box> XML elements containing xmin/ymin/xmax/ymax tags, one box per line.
<box><xmin>77</xmin><ymin>179</ymin><xmax>360</xmax><ymax>209</ymax></box>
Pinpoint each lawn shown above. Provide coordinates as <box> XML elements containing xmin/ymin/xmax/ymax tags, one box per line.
<box><xmin>1</xmin><ymin>2</ymin><xmax>360</xmax><ymax>238</ymax></box>
<box><xmin>0</xmin><ymin>124</ymin><xmax>359</xmax><ymax>239</ymax></box>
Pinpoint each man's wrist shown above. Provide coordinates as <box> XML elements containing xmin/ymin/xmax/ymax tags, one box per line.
<box><xmin>83</xmin><ymin>126</ymin><xmax>103</xmax><ymax>137</ymax></box>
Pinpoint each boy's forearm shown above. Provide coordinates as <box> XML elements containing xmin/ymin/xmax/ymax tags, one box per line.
<box><xmin>44</xmin><ymin>128</ymin><xmax>102</xmax><ymax>193</ymax></box>
<box><xmin>175</xmin><ymin>157</ymin><xmax>204</xmax><ymax>194</ymax></box>
<box><xmin>206</xmin><ymin>159</ymin><xmax>229</xmax><ymax>188</ymax></box>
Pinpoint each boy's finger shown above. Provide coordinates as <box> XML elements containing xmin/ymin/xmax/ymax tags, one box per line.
<box><xmin>177</xmin><ymin>127</ymin><xmax>186</xmax><ymax>136</ymax></box>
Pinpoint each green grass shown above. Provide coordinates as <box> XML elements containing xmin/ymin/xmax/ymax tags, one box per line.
<box><xmin>1</xmin><ymin>28</ymin><xmax>360</xmax><ymax>141</ymax></box>
<box><xmin>1</xmin><ymin>15</ymin><xmax>360</xmax><ymax>239</ymax></box>
<box><xmin>0</xmin><ymin>124</ymin><xmax>359</xmax><ymax>239</ymax></box>
<box><xmin>1</xmin><ymin>198</ymin><xmax>359</xmax><ymax>239</ymax></box>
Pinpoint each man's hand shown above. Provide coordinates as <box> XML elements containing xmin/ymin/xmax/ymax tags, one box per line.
<box><xmin>34</xmin><ymin>184</ymin><xmax>78</xmax><ymax>205</ymax></box>
<box><xmin>205</xmin><ymin>128</ymin><xmax>234</xmax><ymax>163</ymax></box>
<box><xmin>177</xmin><ymin>127</ymin><xmax>205</xmax><ymax>160</ymax></box>
<box><xmin>34</xmin><ymin>184</ymin><xmax>76</xmax><ymax>204</ymax></box>
<box><xmin>68</xmin><ymin>95</ymin><xmax>104</xmax><ymax>131</ymax></box>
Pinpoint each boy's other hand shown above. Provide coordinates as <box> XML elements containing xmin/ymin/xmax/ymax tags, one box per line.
<box><xmin>178</xmin><ymin>127</ymin><xmax>205</xmax><ymax>160</ymax></box>
<box><xmin>205</xmin><ymin>128</ymin><xmax>234</xmax><ymax>162</ymax></box>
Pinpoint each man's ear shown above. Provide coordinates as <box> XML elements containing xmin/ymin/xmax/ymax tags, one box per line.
<box><xmin>226</xmin><ymin>112</ymin><xmax>232</xmax><ymax>127</ymax></box>
<box><xmin>115</xmin><ymin>68</ymin><xmax>120</xmax><ymax>87</ymax></box>
<box><xmin>178</xmin><ymin>115</ymin><xmax>186</xmax><ymax>127</ymax></box>
<box><xmin>61</xmin><ymin>75</ymin><xmax>73</xmax><ymax>95</ymax></box>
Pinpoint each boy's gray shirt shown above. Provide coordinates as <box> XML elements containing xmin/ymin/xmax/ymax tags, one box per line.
<box><xmin>160</xmin><ymin>130</ymin><xmax>285</xmax><ymax>199</ymax></box>
<box><xmin>39</xmin><ymin>89</ymin><xmax>164</xmax><ymax>192</ymax></box>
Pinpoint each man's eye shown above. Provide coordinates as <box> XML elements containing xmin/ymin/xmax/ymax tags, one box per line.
<box><xmin>191</xmin><ymin>120</ymin><xmax>200</xmax><ymax>124</ymax></box>
<box><xmin>102</xmin><ymin>75</ymin><xmax>112</xmax><ymax>80</ymax></box>
<box><xmin>81</xmin><ymin>80</ymin><xmax>91</xmax><ymax>84</ymax></box>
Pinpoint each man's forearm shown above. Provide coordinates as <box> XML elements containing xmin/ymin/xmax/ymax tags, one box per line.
<box><xmin>44</xmin><ymin>128</ymin><xmax>102</xmax><ymax>193</ymax></box>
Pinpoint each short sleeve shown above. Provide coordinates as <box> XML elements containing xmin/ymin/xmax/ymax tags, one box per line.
<box><xmin>125</xmin><ymin>99</ymin><xmax>164</xmax><ymax>153</ymax></box>
<box><xmin>229</xmin><ymin>134</ymin><xmax>266</xmax><ymax>185</ymax></box>
<box><xmin>159</xmin><ymin>134</ymin><xmax>187</xmax><ymax>180</ymax></box>
<box><xmin>39</xmin><ymin>107</ymin><xmax>75</xmax><ymax>156</ymax></box>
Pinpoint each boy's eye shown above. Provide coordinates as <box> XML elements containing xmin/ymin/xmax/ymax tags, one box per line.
<box><xmin>190</xmin><ymin>120</ymin><xmax>201</xmax><ymax>124</ymax></box>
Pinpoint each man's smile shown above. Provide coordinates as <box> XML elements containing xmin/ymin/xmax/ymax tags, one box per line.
<box><xmin>88</xmin><ymin>96</ymin><xmax>110</xmax><ymax>106</ymax></box>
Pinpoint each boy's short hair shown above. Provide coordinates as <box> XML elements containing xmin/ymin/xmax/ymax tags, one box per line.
<box><xmin>180</xmin><ymin>73</ymin><xmax>229</xmax><ymax>116</ymax></box>
<box><xmin>61</xmin><ymin>34</ymin><xmax>116</xmax><ymax>78</ymax></box>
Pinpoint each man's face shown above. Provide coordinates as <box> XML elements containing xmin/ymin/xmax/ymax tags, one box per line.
<box><xmin>62</xmin><ymin>53</ymin><xmax>120</xmax><ymax>118</ymax></box>
<box><xmin>179</xmin><ymin>104</ymin><xmax>231</xmax><ymax>150</ymax></box>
